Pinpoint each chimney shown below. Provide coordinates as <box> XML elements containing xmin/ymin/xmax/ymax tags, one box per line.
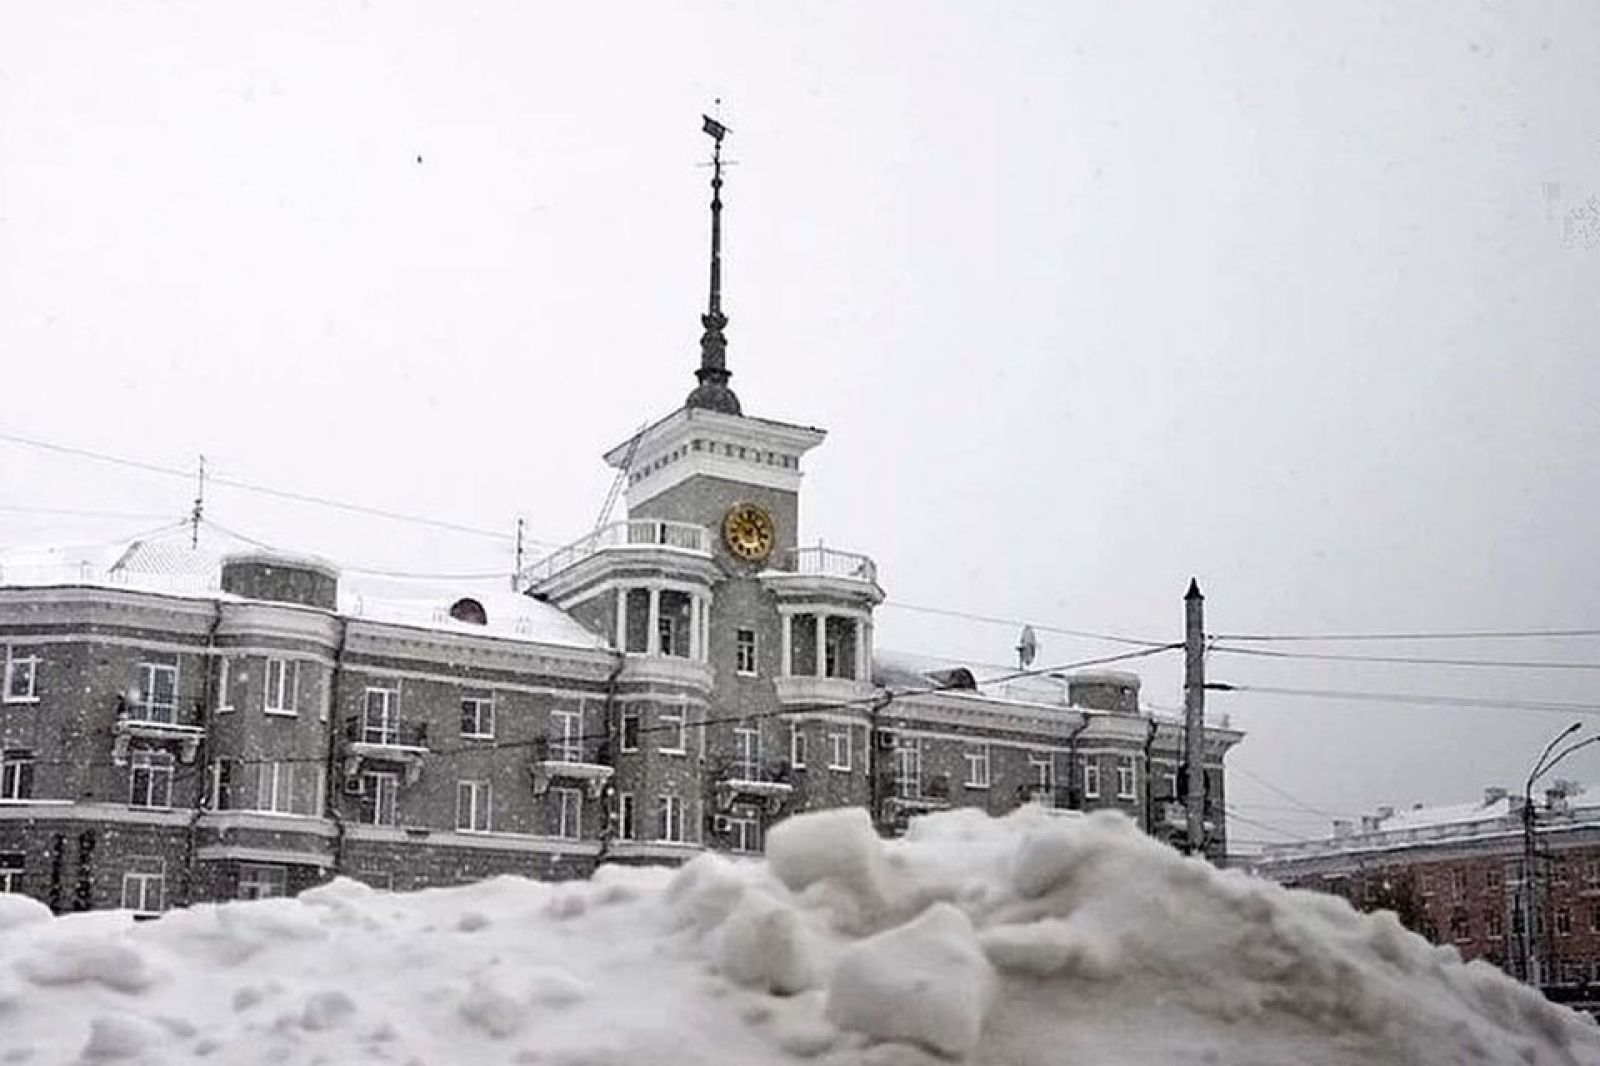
<box><xmin>1484</xmin><ymin>786</ymin><xmax>1507</xmax><ymax>806</ymax></box>
<box><xmin>1332</xmin><ymin>820</ymin><xmax>1353</xmax><ymax>840</ymax></box>
<box><xmin>1376</xmin><ymin>804</ymin><xmax>1395</xmax><ymax>821</ymax></box>
<box><xmin>1360</xmin><ymin>815</ymin><xmax>1379</xmax><ymax>833</ymax></box>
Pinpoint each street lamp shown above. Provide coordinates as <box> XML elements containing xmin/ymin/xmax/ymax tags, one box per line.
<box><xmin>1521</xmin><ymin>722</ymin><xmax>1600</xmax><ymax>989</ymax></box>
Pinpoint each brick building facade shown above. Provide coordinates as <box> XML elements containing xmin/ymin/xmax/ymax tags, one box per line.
<box><xmin>0</xmin><ymin>124</ymin><xmax>1241</xmax><ymax>915</ymax></box>
<box><xmin>1251</xmin><ymin>783</ymin><xmax>1600</xmax><ymax>1008</ymax></box>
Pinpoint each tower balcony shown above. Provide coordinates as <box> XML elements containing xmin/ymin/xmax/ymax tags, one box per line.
<box><xmin>761</xmin><ymin>544</ymin><xmax>884</xmax><ymax>606</ymax></box>
<box><xmin>785</xmin><ymin>546</ymin><xmax>877</xmax><ymax>585</ymax></box>
<box><xmin>518</xmin><ymin>520</ymin><xmax>715</xmax><ymax>592</ymax></box>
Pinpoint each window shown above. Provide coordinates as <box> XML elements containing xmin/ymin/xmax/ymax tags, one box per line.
<box><xmin>215</xmin><ymin>656</ymin><xmax>233</xmax><ymax>713</ymax></box>
<box><xmin>1449</xmin><ymin>910</ymin><xmax>1471</xmax><ymax>941</ymax></box>
<box><xmin>1162</xmin><ymin>766</ymin><xmax>1178</xmax><ymax>799</ymax></box>
<box><xmin>264</xmin><ymin>658</ymin><xmax>299</xmax><ymax>715</ymax></box>
<box><xmin>1585</xmin><ymin>860</ymin><xmax>1600</xmax><ymax>886</ymax></box>
<box><xmin>618</xmin><ymin>708</ymin><xmax>640</xmax><ymax>752</ymax></box>
<box><xmin>359</xmin><ymin>771</ymin><xmax>399</xmax><ymax>827</ymax></box>
<box><xmin>1</xmin><ymin>750</ymin><xmax>34</xmax><ymax>801</ymax></box>
<box><xmin>552</xmin><ymin>708</ymin><xmax>582</xmax><ymax>762</ymax></box>
<box><xmin>1557</xmin><ymin>908</ymin><xmax>1574</xmax><ymax>937</ymax></box>
<box><xmin>0</xmin><ymin>853</ymin><xmax>21</xmax><ymax>893</ymax></box>
<box><xmin>457</xmin><ymin>781</ymin><xmax>492</xmax><ymax>833</ymax></box>
<box><xmin>1083</xmin><ymin>761</ymin><xmax>1101</xmax><ymax>799</ymax></box>
<box><xmin>460</xmin><ymin>691</ymin><xmax>495</xmax><ymax>738</ymax></box>
<box><xmin>121</xmin><ymin>858</ymin><xmax>165</xmax><ymax>915</ymax></box>
<box><xmin>616</xmin><ymin>792</ymin><xmax>636</xmax><ymax>841</ymax></box>
<box><xmin>657</xmin><ymin>590</ymin><xmax>692</xmax><ymax>658</ymax></box>
<box><xmin>790</xmin><ymin>723</ymin><xmax>806</xmax><ymax>769</ymax></box>
<box><xmin>363</xmin><ymin>687</ymin><xmax>399</xmax><ymax>744</ymax></box>
<box><xmin>729</xmin><ymin>814</ymin><xmax>761</xmax><ymax>853</ymax></box>
<box><xmin>256</xmin><ymin>761</ymin><xmax>296</xmax><ymax>814</ymax></box>
<box><xmin>1451</xmin><ymin>868</ymin><xmax>1468</xmax><ymax>896</ymax></box>
<box><xmin>827</xmin><ymin>728</ymin><xmax>851</xmax><ymax>771</ymax></box>
<box><xmin>735</xmin><ymin>629</ymin><xmax>757</xmax><ymax>675</ymax></box>
<box><xmin>822</xmin><ymin>616</ymin><xmax>858</xmax><ymax>680</ymax></box>
<box><xmin>554</xmin><ymin>787</ymin><xmax>583</xmax><ymax>840</ymax></box>
<box><xmin>1116</xmin><ymin>756</ymin><xmax>1136</xmax><ymax>799</ymax></box>
<box><xmin>1487</xmin><ymin>910</ymin><xmax>1505</xmax><ymax>939</ymax></box>
<box><xmin>964</xmin><ymin>745</ymin><xmax>991</xmax><ymax>789</ymax></box>
<box><xmin>659</xmin><ymin>708</ymin><xmax>686</xmax><ymax>754</ymax></box>
<box><xmin>658</xmin><ymin>794</ymin><xmax>685</xmax><ymax>843</ymax></box>
<box><xmin>1418</xmin><ymin>871</ymin><xmax>1433</xmax><ymax>895</ymax></box>
<box><xmin>1487</xmin><ymin>866</ymin><xmax>1505</xmax><ymax>891</ymax></box>
<box><xmin>206</xmin><ymin>759</ymin><xmax>234</xmax><ymax>811</ymax></box>
<box><xmin>237</xmin><ymin>864</ymin><xmax>288</xmax><ymax>901</ymax></box>
<box><xmin>894</xmin><ymin>741</ymin><xmax>922</xmax><ymax>798</ymax></box>
<box><xmin>128</xmin><ymin>749</ymin><xmax>173</xmax><ymax>809</ymax></box>
<box><xmin>733</xmin><ymin>723</ymin><xmax>760</xmax><ymax>779</ymax></box>
<box><xmin>1590</xmin><ymin>904</ymin><xmax>1600</xmax><ymax>934</ymax></box>
<box><xmin>4</xmin><ymin>648</ymin><xmax>38</xmax><ymax>703</ymax></box>
<box><xmin>133</xmin><ymin>662</ymin><xmax>178</xmax><ymax>723</ymax></box>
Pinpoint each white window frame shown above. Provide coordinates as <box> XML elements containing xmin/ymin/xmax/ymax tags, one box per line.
<box><xmin>3</xmin><ymin>648</ymin><xmax>39</xmax><ymax>704</ymax></box>
<box><xmin>552</xmin><ymin>708</ymin><xmax>582</xmax><ymax>762</ymax></box>
<box><xmin>619</xmin><ymin>708</ymin><xmax>640</xmax><ymax>753</ymax></box>
<box><xmin>827</xmin><ymin>728</ymin><xmax>852</xmax><ymax>771</ymax></box>
<box><xmin>789</xmin><ymin>722</ymin><xmax>806</xmax><ymax>769</ymax></box>
<box><xmin>616</xmin><ymin>791</ymin><xmax>636</xmax><ymax>841</ymax></box>
<box><xmin>964</xmin><ymin>744</ymin><xmax>991</xmax><ymax>789</ymax></box>
<box><xmin>264</xmin><ymin>658</ymin><xmax>299</xmax><ymax>716</ymax></box>
<box><xmin>256</xmin><ymin>761</ymin><xmax>296</xmax><ymax>814</ymax></box>
<box><xmin>215</xmin><ymin>655</ymin><xmax>233</xmax><ymax>713</ymax></box>
<box><xmin>237</xmin><ymin>863</ymin><xmax>288</xmax><ymax>900</ymax></box>
<box><xmin>1116</xmin><ymin>755</ymin><xmax>1136</xmax><ymax>799</ymax></box>
<box><xmin>460</xmin><ymin>691</ymin><xmax>495</xmax><ymax>739</ymax></box>
<box><xmin>659</xmin><ymin>708</ymin><xmax>686</xmax><ymax>755</ymax></box>
<box><xmin>128</xmin><ymin>749</ymin><xmax>174</xmax><ymax>809</ymax></box>
<box><xmin>733</xmin><ymin>723</ymin><xmax>760</xmax><ymax>779</ymax></box>
<box><xmin>659</xmin><ymin>794</ymin><xmax>685</xmax><ymax>843</ymax></box>
<box><xmin>1082</xmin><ymin>760</ymin><xmax>1100</xmax><ymax>799</ymax></box>
<box><xmin>363</xmin><ymin>687</ymin><xmax>399</xmax><ymax>744</ymax></box>
<box><xmin>729</xmin><ymin>814</ymin><xmax>761</xmax><ymax>853</ymax></box>
<box><xmin>0</xmin><ymin>853</ymin><xmax>21</xmax><ymax>893</ymax></box>
<box><xmin>360</xmin><ymin>771</ymin><xmax>399</xmax><ymax>827</ymax></box>
<box><xmin>735</xmin><ymin>628</ymin><xmax>758</xmax><ymax>676</ymax></box>
<box><xmin>120</xmin><ymin>858</ymin><xmax>165</xmax><ymax>915</ymax></box>
<box><xmin>134</xmin><ymin>661</ymin><xmax>178</xmax><ymax>723</ymax></box>
<box><xmin>457</xmin><ymin>780</ymin><xmax>492</xmax><ymax>834</ymax></box>
<box><xmin>1</xmin><ymin>750</ymin><xmax>34</xmax><ymax>801</ymax></box>
<box><xmin>554</xmin><ymin>786</ymin><xmax>583</xmax><ymax>840</ymax></box>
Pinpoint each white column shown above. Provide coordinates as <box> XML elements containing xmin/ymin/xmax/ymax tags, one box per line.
<box><xmin>701</xmin><ymin>596</ymin><xmax>712</xmax><ymax>663</ymax></box>
<box><xmin>616</xmin><ymin>588</ymin><xmax>629</xmax><ymax>651</ymax></box>
<box><xmin>647</xmin><ymin>587</ymin><xmax>661</xmax><ymax>657</ymax></box>
<box><xmin>854</xmin><ymin>618</ymin><xmax>867</xmax><ymax>682</ymax></box>
<box><xmin>815</xmin><ymin>613</ymin><xmax>827</xmax><ymax>678</ymax></box>
<box><xmin>688</xmin><ymin>596</ymin><xmax>702</xmax><ymax>662</ymax></box>
<box><xmin>780</xmin><ymin>613</ymin><xmax>793</xmax><ymax>677</ymax></box>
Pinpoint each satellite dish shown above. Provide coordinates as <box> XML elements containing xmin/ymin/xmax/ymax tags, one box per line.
<box><xmin>1016</xmin><ymin>625</ymin><xmax>1038</xmax><ymax>669</ymax></box>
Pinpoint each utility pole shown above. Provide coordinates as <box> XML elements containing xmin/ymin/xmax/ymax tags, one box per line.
<box><xmin>512</xmin><ymin>517</ymin><xmax>526</xmax><ymax>591</ymax></box>
<box><xmin>1183</xmin><ymin>578</ymin><xmax>1206</xmax><ymax>855</ymax></box>
<box><xmin>190</xmin><ymin>455</ymin><xmax>207</xmax><ymax>549</ymax></box>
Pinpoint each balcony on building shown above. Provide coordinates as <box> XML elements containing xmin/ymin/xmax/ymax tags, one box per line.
<box><xmin>112</xmin><ymin>695</ymin><xmax>205</xmax><ymax>764</ymax></box>
<box><xmin>715</xmin><ymin>757</ymin><xmax>794</xmax><ymax>812</ymax></box>
<box><xmin>518</xmin><ymin>519</ymin><xmax>714</xmax><ymax>592</ymax></box>
<box><xmin>884</xmin><ymin>771</ymin><xmax>953</xmax><ymax>812</ymax></box>
<box><xmin>342</xmin><ymin>714</ymin><xmax>429</xmax><ymax>784</ymax></box>
<box><xmin>772</xmin><ymin>609</ymin><xmax>877</xmax><ymax>707</ymax></box>
<box><xmin>530</xmin><ymin>736</ymin><xmax>614</xmax><ymax>798</ymax></box>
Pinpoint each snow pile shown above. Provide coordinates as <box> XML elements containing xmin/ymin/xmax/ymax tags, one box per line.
<box><xmin>3</xmin><ymin>809</ymin><xmax>1598</xmax><ymax>1065</ymax></box>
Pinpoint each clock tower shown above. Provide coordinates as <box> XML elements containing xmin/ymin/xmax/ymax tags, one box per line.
<box><xmin>525</xmin><ymin>115</ymin><xmax>883</xmax><ymax>860</ymax></box>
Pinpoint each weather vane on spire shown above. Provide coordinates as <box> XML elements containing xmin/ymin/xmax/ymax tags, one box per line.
<box><xmin>685</xmin><ymin>105</ymin><xmax>742</xmax><ymax>415</ymax></box>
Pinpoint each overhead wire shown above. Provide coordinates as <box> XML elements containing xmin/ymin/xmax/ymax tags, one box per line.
<box><xmin>1208</xmin><ymin>682</ymin><xmax>1600</xmax><ymax>719</ymax></box>
<box><xmin>1215</xmin><ymin>627</ymin><xmax>1600</xmax><ymax>643</ymax></box>
<box><xmin>1211</xmin><ymin>644</ymin><xmax>1600</xmax><ymax>672</ymax></box>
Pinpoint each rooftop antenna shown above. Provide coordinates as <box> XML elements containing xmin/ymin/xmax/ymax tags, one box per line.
<box><xmin>512</xmin><ymin>517</ymin><xmax>525</xmax><ymax>591</ymax></box>
<box><xmin>190</xmin><ymin>455</ymin><xmax>207</xmax><ymax>549</ymax></box>
<box><xmin>684</xmin><ymin>104</ymin><xmax>742</xmax><ymax>415</ymax></box>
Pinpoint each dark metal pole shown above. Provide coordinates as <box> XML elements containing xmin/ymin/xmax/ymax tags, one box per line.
<box><xmin>1183</xmin><ymin>579</ymin><xmax>1206</xmax><ymax>855</ymax></box>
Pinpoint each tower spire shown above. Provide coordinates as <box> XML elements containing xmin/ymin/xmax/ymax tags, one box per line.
<box><xmin>686</xmin><ymin>109</ymin><xmax>742</xmax><ymax>416</ymax></box>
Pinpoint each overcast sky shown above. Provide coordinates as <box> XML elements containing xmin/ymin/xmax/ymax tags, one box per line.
<box><xmin>3</xmin><ymin>2</ymin><xmax>1599</xmax><ymax>849</ymax></box>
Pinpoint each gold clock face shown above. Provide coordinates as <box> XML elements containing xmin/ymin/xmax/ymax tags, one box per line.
<box><xmin>722</xmin><ymin>503</ymin><xmax>776</xmax><ymax>562</ymax></box>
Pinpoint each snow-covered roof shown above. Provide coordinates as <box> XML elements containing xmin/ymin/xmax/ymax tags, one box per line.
<box><xmin>0</xmin><ymin>527</ymin><xmax>609</xmax><ymax>652</ymax></box>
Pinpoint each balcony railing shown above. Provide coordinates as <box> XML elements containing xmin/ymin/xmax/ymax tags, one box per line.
<box><xmin>112</xmin><ymin>698</ymin><xmax>205</xmax><ymax>764</ymax></box>
<box><xmin>344</xmin><ymin>715</ymin><xmax>429</xmax><ymax>750</ymax></box>
<box><xmin>117</xmin><ymin>695</ymin><xmax>186</xmax><ymax>727</ymax></box>
<box><xmin>530</xmin><ymin>736</ymin><xmax>613</xmax><ymax>797</ymax></box>
<box><xmin>784</xmin><ymin>546</ymin><xmax>877</xmax><ymax>585</ymax></box>
<box><xmin>885</xmin><ymin>772</ymin><xmax>952</xmax><ymax>806</ymax></box>
<box><xmin>715</xmin><ymin>758</ymin><xmax>794</xmax><ymax>811</ymax></box>
<box><xmin>518</xmin><ymin>520</ymin><xmax>711</xmax><ymax>587</ymax></box>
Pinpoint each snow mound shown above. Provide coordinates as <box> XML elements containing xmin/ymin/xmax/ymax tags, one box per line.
<box><xmin>1</xmin><ymin>808</ymin><xmax>1597</xmax><ymax>1065</ymax></box>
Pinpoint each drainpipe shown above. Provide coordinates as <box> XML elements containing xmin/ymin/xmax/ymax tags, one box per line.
<box><xmin>183</xmin><ymin>599</ymin><xmax>225</xmax><ymax>906</ymax></box>
<box><xmin>1141</xmin><ymin>717</ymin><xmax>1159</xmax><ymax>835</ymax></box>
<box><xmin>1062</xmin><ymin>714</ymin><xmax>1090</xmax><ymax>811</ymax></box>
<box><xmin>593</xmin><ymin>650</ymin><xmax>626</xmax><ymax>868</ymax></box>
<box><xmin>326</xmin><ymin>616</ymin><xmax>350</xmax><ymax>878</ymax></box>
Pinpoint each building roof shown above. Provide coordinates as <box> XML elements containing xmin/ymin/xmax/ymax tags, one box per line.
<box><xmin>0</xmin><ymin>526</ymin><xmax>610</xmax><ymax>652</ymax></box>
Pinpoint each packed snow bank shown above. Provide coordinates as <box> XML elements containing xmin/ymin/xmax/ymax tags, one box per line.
<box><xmin>2</xmin><ymin>809</ymin><xmax>1597</xmax><ymax>1066</ymax></box>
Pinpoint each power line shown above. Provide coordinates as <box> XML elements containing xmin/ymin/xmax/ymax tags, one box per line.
<box><xmin>1211</xmin><ymin>644</ymin><xmax>1600</xmax><ymax>672</ymax></box>
<box><xmin>1230</xmin><ymin>763</ymin><xmax>1348</xmax><ymax>820</ymax></box>
<box><xmin>1215</xmin><ymin>627</ymin><xmax>1600</xmax><ymax>643</ymax></box>
<box><xmin>0</xmin><ymin>504</ymin><xmax>176</xmax><ymax>521</ymax></box>
<box><xmin>877</xmin><ymin>600</ymin><xmax>1169</xmax><ymax>649</ymax></box>
<box><xmin>1210</xmin><ymin>682</ymin><xmax>1600</xmax><ymax>719</ymax></box>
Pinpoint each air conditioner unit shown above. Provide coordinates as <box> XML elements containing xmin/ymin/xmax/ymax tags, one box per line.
<box><xmin>712</xmin><ymin>815</ymin><xmax>733</xmax><ymax>833</ymax></box>
<box><xmin>876</xmin><ymin>732</ymin><xmax>897</xmax><ymax>750</ymax></box>
<box><xmin>342</xmin><ymin>778</ymin><xmax>366</xmax><ymax>797</ymax></box>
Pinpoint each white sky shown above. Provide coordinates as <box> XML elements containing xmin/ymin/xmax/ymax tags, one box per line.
<box><xmin>3</xmin><ymin>2</ymin><xmax>1599</xmax><ymax>850</ymax></box>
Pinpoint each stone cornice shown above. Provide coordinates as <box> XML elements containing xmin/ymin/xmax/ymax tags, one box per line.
<box><xmin>0</xmin><ymin>586</ymin><xmax>219</xmax><ymax>637</ymax></box>
<box><xmin>343</xmin><ymin>620</ymin><xmax>618</xmax><ymax>684</ymax></box>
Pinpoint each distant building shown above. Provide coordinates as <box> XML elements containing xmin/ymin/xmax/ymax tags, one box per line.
<box><xmin>1251</xmin><ymin>782</ymin><xmax>1600</xmax><ymax>1009</ymax></box>
<box><xmin>0</xmin><ymin>123</ymin><xmax>1241</xmax><ymax>914</ymax></box>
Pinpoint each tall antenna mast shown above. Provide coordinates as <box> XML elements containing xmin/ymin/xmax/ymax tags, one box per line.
<box><xmin>684</xmin><ymin>105</ymin><xmax>742</xmax><ymax>416</ymax></box>
<box><xmin>190</xmin><ymin>455</ymin><xmax>207</xmax><ymax>549</ymax></box>
<box><xmin>512</xmin><ymin>517</ymin><xmax>525</xmax><ymax>591</ymax></box>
